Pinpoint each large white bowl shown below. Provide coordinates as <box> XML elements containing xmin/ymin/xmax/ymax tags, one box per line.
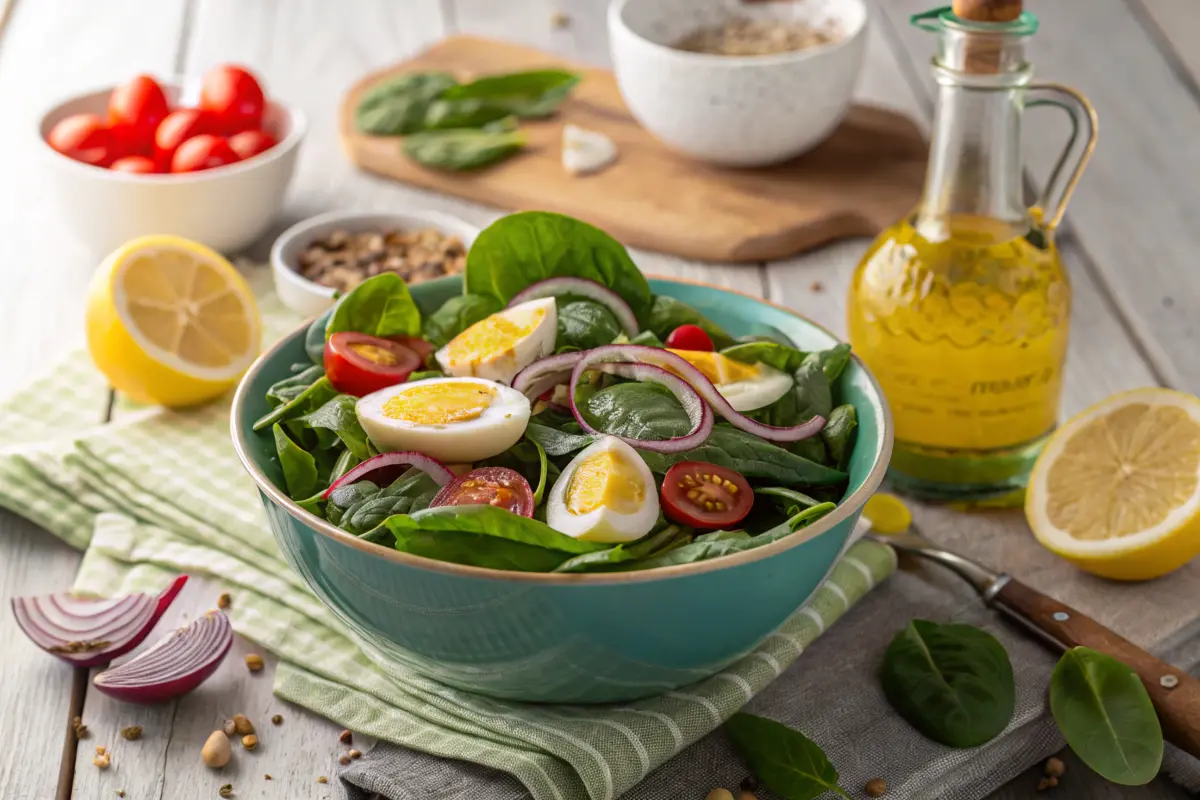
<box><xmin>608</xmin><ymin>0</ymin><xmax>867</xmax><ymax>167</ymax></box>
<box><xmin>38</xmin><ymin>83</ymin><xmax>305</xmax><ymax>255</ymax></box>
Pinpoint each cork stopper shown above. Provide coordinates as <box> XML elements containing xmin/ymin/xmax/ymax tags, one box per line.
<box><xmin>951</xmin><ymin>0</ymin><xmax>1023</xmax><ymax>22</ymax></box>
<box><xmin>949</xmin><ymin>0</ymin><xmax>1024</xmax><ymax>74</ymax></box>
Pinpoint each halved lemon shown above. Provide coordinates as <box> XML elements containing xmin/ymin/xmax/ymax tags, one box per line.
<box><xmin>1025</xmin><ymin>388</ymin><xmax>1200</xmax><ymax>580</ymax></box>
<box><xmin>85</xmin><ymin>235</ymin><xmax>261</xmax><ymax>407</ymax></box>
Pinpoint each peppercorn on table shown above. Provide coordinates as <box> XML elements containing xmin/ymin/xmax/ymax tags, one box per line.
<box><xmin>2</xmin><ymin>1</ymin><xmax>1199</xmax><ymax>799</ymax></box>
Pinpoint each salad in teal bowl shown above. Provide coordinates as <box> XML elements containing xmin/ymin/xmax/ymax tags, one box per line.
<box><xmin>231</xmin><ymin>211</ymin><xmax>891</xmax><ymax>703</ymax></box>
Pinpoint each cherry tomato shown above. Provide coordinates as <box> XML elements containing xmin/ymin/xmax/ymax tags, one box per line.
<box><xmin>108</xmin><ymin>75</ymin><xmax>170</xmax><ymax>154</ymax></box>
<box><xmin>661</xmin><ymin>461</ymin><xmax>753</xmax><ymax>529</ymax></box>
<box><xmin>110</xmin><ymin>155</ymin><xmax>159</xmax><ymax>174</ymax></box>
<box><xmin>430</xmin><ymin>467</ymin><xmax>535</xmax><ymax>517</ymax></box>
<box><xmin>227</xmin><ymin>129</ymin><xmax>277</xmax><ymax>160</ymax></box>
<box><xmin>386</xmin><ymin>335</ymin><xmax>435</xmax><ymax>364</ymax></box>
<box><xmin>664</xmin><ymin>324</ymin><xmax>714</xmax><ymax>351</ymax></box>
<box><xmin>154</xmin><ymin>108</ymin><xmax>217</xmax><ymax>169</ymax></box>
<box><xmin>323</xmin><ymin>332</ymin><xmax>421</xmax><ymax>396</ymax></box>
<box><xmin>47</xmin><ymin>114</ymin><xmax>119</xmax><ymax>167</ymax></box>
<box><xmin>170</xmin><ymin>134</ymin><xmax>240</xmax><ymax>173</ymax></box>
<box><xmin>200</xmin><ymin>64</ymin><xmax>266</xmax><ymax>134</ymax></box>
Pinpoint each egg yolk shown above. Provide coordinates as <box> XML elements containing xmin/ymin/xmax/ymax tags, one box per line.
<box><xmin>566</xmin><ymin>451</ymin><xmax>645</xmax><ymax>515</ymax></box>
<box><xmin>443</xmin><ymin>305</ymin><xmax>547</xmax><ymax>367</ymax></box>
<box><xmin>382</xmin><ymin>382</ymin><xmax>497</xmax><ymax>425</ymax></box>
<box><xmin>666</xmin><ymin>350</ymin><xmax>760</xmax><ymax>384</ymax></box>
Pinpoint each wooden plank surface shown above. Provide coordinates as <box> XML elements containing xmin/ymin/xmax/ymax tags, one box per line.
<box><xmin>1136</xmin><ymin>0</ymin><xmax>1200</xmax><ymax>88</ymax></box>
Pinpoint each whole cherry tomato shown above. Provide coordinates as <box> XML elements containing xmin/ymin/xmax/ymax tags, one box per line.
<box><xmin>200</xmin><ymin>65</ymin><xmax>266</xmax><ymax>134</ymax></box>
<box><xmin>430</xmin><ymin>467</ymin><xmax>535</xmax><ymax>517</ymax></box>
<box><xmin>323</xmin><ymin>332</ymin><xmax>422</xmax><ymax>396</ymax></box>
<box><xmin>170</xmin><ymin>135</ymin><xmax>240</xmax><ymax>173</ymax></box>
<box><xmin>660</xmin><ymin>461</ymin><xmax>753</xmax><ymax>529</ymax></box>
<box><xmin>47</xmin><ymin>114</ymin><xmax>119</xmax><ymax>167</ymax></box>
<box><xmin>154</xmin><ymin>108</ymin><xmax>216</xmax><ymax>170</ymax></box>
<box><xmin>110</xmin><ymin>155</ymin><xmax>159</xmax><ymax>174</ymax></box>
<box><xmin>664</xmin><ymin>324</ymin><xmax>714</xmax><ymax>351</ymax></box>
<box><xmin>108</xmin><ymin>75</ymin><xmax>170</xmax><ymax>154</ymax></box>
<box><xmin>227</xmin><ymin>129</ymin><xmax>277</xmax><ymax>160</ymax></box>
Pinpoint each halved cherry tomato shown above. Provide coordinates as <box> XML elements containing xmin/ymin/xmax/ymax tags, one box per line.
<box><xmin>430</xmin><ymin>467</ymin><xmax>535</xmax><ymax>517</ymax></box>
<box><xmin>661</xmin><ymin>461</ymin><xmax>753</xmax><ymax>529</ymax></box>
<box><xmin>154</xmin><ymin>108</ymin><xmax>216</xmax><ymax>169</ymax></box>
<box><xmin>110</xmin><ymin>155</ymin><xmax>158</xmax><ymax>174</ymax></box>
<box><xmin>108</xmin><ymin>75</ymin><xmax>170</xmax><ymax>154</ymax></box>
<box><xmin>664</xmin><ymin>324</ymin><xmax>714</xmax><ymax>351</ymax></box>
<box><xmin>47</xmin><ymin>114</ymin><xmax>119</xmax><ymax>167</ymax></box>
<box><xmin>200</xmin><ymin>64</ymin><xmax>266</xmax><ymax>134</ymax></box>
<box><xmin>386</xmin><ymin>335</ymin><xmax>435</xmax><ymax>364</ymax></box>
<box><xmin>228</xmin><ymin>129</ymin><xmax>277</xmax><ymax>160</ymax></box>
<box><xmin>170</xmin><ymin>134</ymin><xmax>239</xmax><ymax>173</ymax></box>
<box><xmin>324</xmin><ymin>332</ymin><xmax>421</xmax><ymax>396</ymax></box>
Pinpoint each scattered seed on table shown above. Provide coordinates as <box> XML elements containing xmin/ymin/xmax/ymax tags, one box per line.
<box><xmin>866</xmin><ymin>777</ymin><xmax>887</xmax><ymax>797</ymax></box>
<box><xmin>233</xmin><ymin>714</ymin><xmax>255</xmax><ymax>736</ymax></box>
<box><xmin>339</xmin><ymin>729</ymin><xmax>353</xmax><ymax>745</ymax></box>
<box><xmin>736</xmin><ymin>792</ymin><xmax>757</xmax><ymax>800</ymax></box>
<box><xmin>115</xmin><ymin>791</ymin><xmax>126</xmax><ymax>798</ymax></box>
<box><xmin>218</xmin><ymin>784</ymin><xmax>234</xmax><ymax>798</ymax></box>
<box><xmin>550</xmin><ymin>10</ymin><xmax>570</xmax><ymax>28</ymax></box>
<box><xmin>73</xmin><ymin>716</ymin><xmax>89</xmax><ymax>739</ymax></box>
<box><xmin>93</xmin><ymin>753</ymin><xmax>111</xmax><ymax>770</ymax></box>
<box><xmin>222</xmin><ymin>719</ymin><xmax>237</xmax><ymax>737</ymax></box>
<box><xmin>706</xmin><ymin>790</ymin><xmax>734</xmax><ymax>800</ymax></box>
<box><xmin>95</xmin><ymin>745</ymin><xmax>107</xmax><ymax>756</ymax></box>
<box><xmin>1044</xmin><ymin>757</ymin><xmax>1065</xmax><ymax>778</ymax></box>
<box><xmin>121</xmin><ymin>725</ymin><xmax>143</xmax><ymax>741</ymax></box>
<box><xmin>265</xmin><ymin>774</ymin><xmax>272</xmax><ymax>781</ymax></box>
<box><xmin>338</xmin><ymin>754</ymin><xmax>351</xmax><ymax>766</ymax></box>
<box><xmin>202</xmin><ymin>731</ymin><xmax>233</xmax><ymax>768</ymax></box>
<box><xmin>242</xmin><ymin>734</ymin><xmax>258</xmax><ymax>751</ymax></box>
<box><xmin>349</xmin><ymin>748</ymin><xmax>362</xmax><ymax>760</ymax></box>
<box><xmin>245</xmin><ymin>653</ymin><xmax>264</xmax><ymax>673</ymax></box>
<box><xmin>316</xmin><ymin>776</ymin><xmax>328</xmax><ymax>784</ymax></box>
<box><xmin>217</xmin><ymin>593</ymin><xmax>231</xmax><ymax>609</ymax></box>
<box><xmin>1037</xmin><ymin>776</ymin><xmax>1059</xmax><ymax>791</ymax></box>
<box><xmin>810</xmin><ymin>280</ymin><xmax>825</xmax><ymax>293</ymax></box>
<box><xmin>271</xmin><ymin>714</ymin><xmax>283</xmax><ymax>725</ymax></box>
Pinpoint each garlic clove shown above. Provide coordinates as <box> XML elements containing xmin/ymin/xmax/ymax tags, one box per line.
<box><xmin>562</xmin><ymin>125</ymin><xmax>617</xmax><ymax>175</ymax></box>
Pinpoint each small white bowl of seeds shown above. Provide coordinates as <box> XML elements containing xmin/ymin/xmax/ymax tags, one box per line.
<box><xmin>271</xmin><ymin>209</ymin><xmax>480</xmax><ymax>317</ymax></box>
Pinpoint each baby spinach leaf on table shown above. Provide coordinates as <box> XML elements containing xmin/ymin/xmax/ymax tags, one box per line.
<box><xmin>423</xmin><ymin>97</ymin><xmax>512</xmax><ymax>130</ymax></box>
<box><xmin>881</xmin><ymin>619</ymin><xmax>1015</xmax><ymax>748</ymax></box>
<box><xmin>1050</xmin><ymin>647</ymin><xmax>1163</xmax><ymax>785</ymax></box>
<box><xmin>326</xmin><ymin>273</ymin><xmax>422</xmax><ymax>339</ymax></box>
<box><xmin>266</xmin><ymin>365</ymin><xmax>325</xmax><ymax>407</ymax></box>
<box><xmin>404</xmin><ymin>127</ymin><xmax>526</xmax><ymax>171</ymax></box>
<box><xmin>726</xmin><ymin>712</ymin><xmax>850</xmax><ymax>800</ymax></box>
<box><xmin>524</xmin><ymin>422</ymin><xmax>594</xmax><ymax>458</ymax></box>
<box><xmin>465</xmin><ymin>211</ymin><xmax>653</xmax><ymax>324</ymax></box>
<box><xmin>646</xmin><ymin>295</ymin><xmax>736</xmax><ymax>350</ymax></box>
<box><xmin>439</xmin><ymin>70</ymin><xmax>581</xmax><ymax>118</ymax></box>
<box><xmin>355</xmin><ymin>71</ymin><xmax>458</xmax><ymax>135</ymax></box>
<box><xmin>272</xmin><ymin>424</ymin><xmax>319</xmax><ymax>501</ymax></box>
<box><xmin>557</xmin><ymin>300</ymin><xmax>622</xmax><ymax>351</ymax></box>
<box><xmin>296</xmin><ymin>394</ymin><xmax>371</xmax><ymax>460</ymax></box>
<box><xmin>422</xmin><ymin>293</ymin><xmax>502</xmax><ymax>348</ymax></box>
<box><xmin>254</xmin><ymin>377</ymin><xmax>338</xmax><ymax>432</ymax></box>
<box><xmin>820</xmin><ymin>405</ymin><xmax>857</xmax><ymax>471</ymax></box>
<box><xmin>305</xmin><ymin>308</ymin><xmax>333</xmax><ymax>365</ymax></box>
<box><xmin>722</xmin><ymin>341</ymin><xmax>807</xmax><ymax>373</ymax></box>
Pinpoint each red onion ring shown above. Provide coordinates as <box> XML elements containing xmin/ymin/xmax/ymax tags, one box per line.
<box><xmin>512</xmin><ymin>351</ymin><xmax>585</xmax><ymax>400</ymax></box>
<box><xmin>574</xmin><ymin>345</ymin><xmax>826</xmax><ymax>443</ymax></box>
<box><xmin>322</xmin><ymin>451</ymin><xmax>454</xmax><ymax>500</ymax></box>
<box><xmin>569</xmin><ymin>360</ymin><xmax>713</xmax><ymax>453</ymax></box>
<box><xmin>508</xmin><ymin>277</ymin><xmax>640</xmax><ymax>336</ymax></box>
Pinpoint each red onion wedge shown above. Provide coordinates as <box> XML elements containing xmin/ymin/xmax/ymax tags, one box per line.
<box><xmin>93</xmin><ymin>609</ymin><xmax>233</xmax><ymax>704</ymax></box>
<box><xmin>322</xmin><ymin>451</ymin><xmax>454</xmax><ymax>500</ymax></box>
<box><xmin>573</xmin><ymin>345</ymin><xmax>826</xmax><ymax>443</ymax></box>
<box><xmin>508</xmin><ymin>277</ymin><xmax>640</xmax><ymax>336</ymax></box>
<box><xmin>512</xmin><ymin>351</ymin><xmax>585</xmax><ymax>400</ymax></box>
<box><xmin>570</xmin><ymin>360</ymin><xmax>714</xmax><ymax>453</ymax></box>
<box><xmin>12</xmin><ymin>575</ymin><xmax>188</xmax><ymax>668</ymax></box>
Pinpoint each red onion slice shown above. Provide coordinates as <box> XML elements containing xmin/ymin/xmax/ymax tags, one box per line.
<box><xmin>569</xmin><ymin>360</ymin><xmax>714</xmax><ymax>453</ymax></box>
<box><xmin>574</xmin><ymin>345</ymin><xmax>826</xmax><ymax>443</ymax></box>
<box><xmin>322</xmin><ymin>451</ymin><xmax>455</xmax><ymax>500</ymax></box>
<box><xmin>508</xmin><ymin>277</ymin><xmax>640</xmax><ymax>336</ymax></box>
<box><xmin>93</xmin><ymin>609</ymin><xmax>233</xmax><ymax>704</ymax></box>
<box><xmin>11</xmin><ymin>575</ymin><xmax>189</xmax><ymax>667</ymax></box>
<box><xmin>512</xmin><ymin>351</ymin><xmax>585</xmax><ymax>400</ymax></box>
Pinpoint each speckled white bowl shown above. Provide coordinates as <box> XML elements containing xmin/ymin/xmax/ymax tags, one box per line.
<box><xmin>608</xmin><ymin>0</ymin><xmax>867</xmax><ymax>167</ymax></box>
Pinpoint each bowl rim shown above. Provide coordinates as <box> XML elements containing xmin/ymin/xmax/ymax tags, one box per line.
<box><xmin>37</xmin><ymin>83</ymin><xmax>307</xmax><ymax>184</ymax></box>
<box><xmin>607</xmin><ymin>0</ymin><xmax>868</xmax><ymax>69</ymax></box>
<box><xmin>230</xmin><ymin>274</ymin><xmax>893</xmax><ymax>585</ymax></box>
<box><xmin>270</xmin><ymin>208</ymin><xmax>483</xmax><ymax>302</ymax></box>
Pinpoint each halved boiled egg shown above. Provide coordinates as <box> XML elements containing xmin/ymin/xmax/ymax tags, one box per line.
<box><xmin>546</xmin><ymin>436</ymin><xmax>660</xmax><ymax>543</ymax></box>
<box><xmin>435</xmin><ymin>297</ymin><xmax>557</xmax><ymax>385</ymax></box>
<box><xmin>355</xmin><ymin>376</ymin><xmax>530</xmax><ymax>463</ymax></box>
<box><xmin>667</xmin><ymin>349</ymin><xmax>793</xmax><ymax>412</ymax></box>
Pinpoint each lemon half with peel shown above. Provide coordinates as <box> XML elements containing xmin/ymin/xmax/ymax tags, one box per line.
<box><xmin>86</xmin><ymin>235</ymin><xmax>261</xmax><ymax>407</ymax></box>
<box><xmin>1025</xmin><ymin>388</ymin><xmax>1200</xmax><ymax>581</ymax></box>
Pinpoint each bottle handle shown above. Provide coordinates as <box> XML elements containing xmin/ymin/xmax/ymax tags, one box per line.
<box><xmin>1024</xmin><ymin>82</ymin><xmax>1099</xmax><ymax>231</ymax></box>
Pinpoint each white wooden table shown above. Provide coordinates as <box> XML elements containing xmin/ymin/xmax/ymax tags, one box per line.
<box><xmin>1</xmin><ymin>1</ymin><xmax>1198</xmax><ymax>798</ymax></box>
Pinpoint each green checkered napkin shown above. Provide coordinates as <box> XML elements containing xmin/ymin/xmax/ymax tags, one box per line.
<box><xmin>0</xmin><ymin>270</ymin><xmax>896</xmax><ymax>800</ymax></box>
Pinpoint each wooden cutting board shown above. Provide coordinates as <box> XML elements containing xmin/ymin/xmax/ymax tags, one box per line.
<box><xmin>339</xmin><ymin>36</ymin><xmax>927</xmax><ymax>263</ymax></box>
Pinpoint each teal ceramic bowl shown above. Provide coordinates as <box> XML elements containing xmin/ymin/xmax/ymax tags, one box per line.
<box><xmin>231</xmin><ymin>276</ymin><xmax>892</xmax><ymax>703</ymax></box>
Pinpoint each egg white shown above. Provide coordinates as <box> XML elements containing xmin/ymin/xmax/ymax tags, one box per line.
<box><xmin>435</xmin><ymin>297</ymin><xmax>557</xmax><ymax>385</ymax></box>
<box><xmin>546</xmin><ymin>436</ymin><xmax>660</xmax><ymax>543</ymax></box>
<box><xmin>717</xmin><ymin>364</ymin><xmax>794</xmax><ymax>412</ymax></box>
<box><xmin>355</xmin><ymin>376</ymin><xmax>531</xmax><ymax>463</ymax></box>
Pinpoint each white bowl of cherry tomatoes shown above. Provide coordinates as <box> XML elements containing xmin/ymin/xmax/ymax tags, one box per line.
<box><xmin>40</xmin><ymin>65</ymin><xmax>305</xmax><ymax>255</ymax></box>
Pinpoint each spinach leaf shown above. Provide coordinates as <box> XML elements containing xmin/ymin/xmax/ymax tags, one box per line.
<box><xmin>525</xmin><ymin>422</ymin><xmax>594</xmax><ymax>458</ymax></box>
<box><xmin>404</xmin><ymin>127</ymin><xmax>525</xmax><ymax>171</ymax></box>
<box><xmin>407</xmin><ymin>369</ymin><xmax>444</xmax><ymax>382</ymax></box>
<box><xmin>355</xmin><ymin>71</ymin><xmax>458</xmax><ymax>135</ymax></box>
<box><xmin>330</xmin><ymin>448</ymin><xmax>362</xmax><ymax>484</ymax></box>
<box><xmin>272</xmin><ymin>424</ymin><xmax>318</xmax><ymax>500</ymax></box>
<box><xmin>465</xmin><ymin>211</ymin><xmax>653</xmax><ymax>324</ymax></box>
<box><xmin>296</xmin><ymin>394</ymin><xmax>371</xmax><ymax>459</ymax></box>
<box><xmin>722</xmin><ymin>341</ymin><xmax>807</xmax><ymax>373</ymax></box>
<box><xmin>725</xmin><ymin>712</ymin><xmax>850</xmax><ymax>800</ymax></box>
<box><xmin>385</xmin><ymin>505</ymin><xmax>609</xmax><ymax>571</ymax></box>
<box><xmin>582</xmin><ymin>382</ymin><xmax>691</xmax><ymax>440</ymax></box>
<box><xmin>439</xmin><ymin>70</ymin><xmax>580</xmax><ymax>118</ymax></box>
<box><xmin>326</xmin><ymin>273</ymin><xmax>422</xmax><ymax>339</ymax></box>
<box><xmin>305</xmin><ymin>308</ymin><xmax>333</xmax><ymax>365</ymax></box>
<box><xmin>422</xmin><ymin>293</ymin><xmax>501</xmax><ymax>348</ymax></box>
<box><xmin>785</xmin><ymin>436</ymin><xmax>828</xmax><ymax>466</ymax></box>
<box><xmin>820</xmin><ymin>405</ymin><xmax>857</xmax><ymax>471</ymax></box>
<box><xmin>646</xmin><ymin>295</ymin><xmax>735</xmax><ymax>350</ymax></box>
<box><xmin>333</xmin><ymin>469</ymin><xmax>441</xmax><ymax>536</ymax></box>
<box><xmin>816</xmin><ymin>343</ymin><xmax>851</xmax><ymax>383</ymax></box>
<box><xmin>756</xmin><ymin>486</ymin><xmax>822</xmax><ymax>517</ymax></box>
<box><xmin>253</xmin><ymin>377</ymin><xmax>338</xmax><ymax>432</ymax></box>
<box><xmin>881</xmin><ymin>620</ymin><xmax>1015</xmax><ymax>748</ymax></box>
<box><xmin>557</xmin><ymin>300</ymin><xmax>621</xmax><ymax>351</ymax></box>
<box><xmin>423</xmin><ymin>98</ymin><xmax>512</xmax><ymax>130</ymax></box>
<box><xmin>628</xmin><ymin>329</ymin><xmax>665</xmax><ymax>348</ymax></box>
<box><xmin>643</xmin><ymin>426</ymin><xmax>846</xmax><ymax>486</ymax></box>
<box><xmin>554</xmin><ymin>525</ymin><xmax>687</xmax><ymax>573</ymax></box>
<box><xmin>792</xmin><ymin>354</ymin><xmax>833</xmax><ymax>422</ymax></box>
<box><xmin>1050</xmin><ymin>647</ymin><xmax>1163</xmax><ymax>785</ymax></box>
<box><xmin>266</xmin><ymin>365</ymin><xmax>325</xmax><ymax>407</ymax></box>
